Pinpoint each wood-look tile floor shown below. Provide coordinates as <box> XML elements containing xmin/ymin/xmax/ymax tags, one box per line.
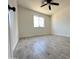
<box><xmin>13</xmin><ymin>35</ymin><xmax>70</xmax><ymax>59</ymax></box>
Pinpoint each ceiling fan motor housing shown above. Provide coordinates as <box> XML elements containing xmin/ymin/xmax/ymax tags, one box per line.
<box><xmin>41</xmin><ymin>0</ymin><xmax>59</xmax><ymax>10</ymax></box>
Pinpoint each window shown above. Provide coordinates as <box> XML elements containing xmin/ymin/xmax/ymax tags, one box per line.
<box><xmin>34</xmin><ymin>15</ymin><xmax>45</xmax><ymax>27</ymax></box>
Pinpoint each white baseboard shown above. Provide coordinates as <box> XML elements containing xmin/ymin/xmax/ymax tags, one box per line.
<box><xmin>53</xmin><ymin>33</ymin><xmax>70</xmax><ymax>37</ymax></box>
<box><xmin>19</xmin><ymin>34</ymin><xmax>51</xmax><ymax>39</ymax></box>
<box><xmin>13</xmin><ymin>38</ymin><xmax>19</xmax><ymax>52</ymax></box>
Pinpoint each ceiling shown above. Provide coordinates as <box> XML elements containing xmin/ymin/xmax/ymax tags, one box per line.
<box><xmin>17</xmin><ymin>0</ymin><xmax>69</xmax><ymax>15</ymax></box>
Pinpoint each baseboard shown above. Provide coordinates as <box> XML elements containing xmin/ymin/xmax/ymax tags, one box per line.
<box><xmin>19</xmin><ymin>34</ymin><xmax>52</xmax><ymax>39</ymax></box>
<box><xmin>13</xmin><ymin>38</ymin><xmax>19</xmax><ymax>52</ymax></box>
<box><xmin>19</xmin><ymin>33</ymin><xmax>70</xmax><ymax>39</ymax></box>
<box><xmin>53</xmin><ymin>33</ymin><xmax>70</xmax><ymax>37</ymax></box>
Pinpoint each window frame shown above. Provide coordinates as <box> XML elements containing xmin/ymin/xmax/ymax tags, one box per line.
<box><xmin>33</xmin><ymin>15</ymin><xmax>45</xmax><ymax>28</ymax></box>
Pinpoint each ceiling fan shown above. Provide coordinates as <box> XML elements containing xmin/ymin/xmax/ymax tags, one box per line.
<box><xmin>40</xmin><ymin>0</ymin><xmax>59</xmax><ymax>10</ymax></box>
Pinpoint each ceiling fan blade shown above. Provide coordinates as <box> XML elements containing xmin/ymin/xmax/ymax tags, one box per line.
<box><xmin>51</xmin><ymin>2</ymin><xmax>59</xmax><ymax>5</ymax></box>
<box><xmin>49</xmin><ymin>5</ymin><xmax>51</xmax><ymax>10</ymax></box>
<box><xmin>40</xmin><ymin>3</ymin><xmax>48</xmax><ymax>7</ymax></box>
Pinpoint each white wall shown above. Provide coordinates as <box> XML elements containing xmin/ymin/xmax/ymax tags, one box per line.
<box><xmin>18</xmin><ymin>6</ymin><xmax>51</xmax><ymax>38</ymax></box>
<box><xmin>51</xmin><ymin>7</ymin><xmax>70</xmax><ymax>37</ymax></box>
<box><xmin>8</xmin><ymin>0</ymin><xmax>19</xmax><ymax>58</ymax></box>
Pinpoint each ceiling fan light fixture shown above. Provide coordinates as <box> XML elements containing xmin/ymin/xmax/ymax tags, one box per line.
<box><xmin>40</xmin><ymin>0</ymin><xmax>59</xmax><ymax>10</ymax></box>
<box><xmin>49</xmin><ymin>10</ymin><xmax>51</xmax><ymax>13</ymax></box>
<box><xmin>44</xmin><ymin>1</ymin><xmax>47</xmax><ymax>4</ymax></box>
